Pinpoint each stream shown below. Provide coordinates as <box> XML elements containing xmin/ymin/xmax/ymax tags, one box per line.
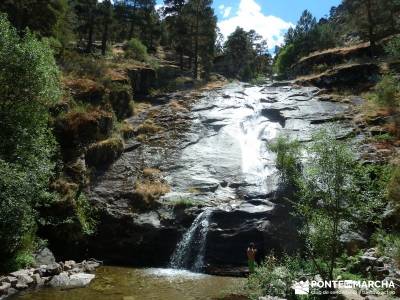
<box><xmin>14</xmin><ymin>81</ymin><xmax>353</xmax><ymax>299</ymax></box>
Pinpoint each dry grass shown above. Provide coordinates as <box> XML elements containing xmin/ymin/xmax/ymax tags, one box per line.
<box><xmin>120</xmin><ymin>121</ymin><xmax>135</xmax><ymax>139</ymax></box>
<box><xmin>134</xmin><ymin>180</ymin><xmax>170</xmax><ymax>203</ymax></box>
<box><xmin>132</xmin><ymin>102</ymin><xmax>152</xmax><ymax>115</ymax></box>
<box><xmin>143</xmin><ymin>168</ymin><xmax>161</xmax><ymax>178</ymax></box>
<box><xmin>169</xmin><ymin>100</ymin><xmax>188</xmax><ymax>112</ymax></box>
<box><xmin>136</xmin><ymin>119</ymin><xmax>162</xmax><ymax>135</ymax></box>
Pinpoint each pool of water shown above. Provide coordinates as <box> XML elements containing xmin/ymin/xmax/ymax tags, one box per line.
<box><xmin>12</xmin><ymin>266</ymin><xmax>245</xmax><ymax>300</ymax></box>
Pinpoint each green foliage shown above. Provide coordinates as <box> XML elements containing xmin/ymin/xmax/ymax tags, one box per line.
<box><xmin>170</xmin><ymin>198</ymin><xmax>198</xmax><ymax>209</ymax></box>
<box><xmin>75</xmin><ymin>193</ymin><xmax>97</xmax><ymax>235</ymax></box>
<box><xmin>385</xmin><ymin>36</ymin><xmax>400</xmax><ymax>59</ymax></box>
<box><xmin>267</xmin><ymin>135</ymin><xmax>302</xmax><ymax>184</ymax></box>
<box><xmin>0</xmin><ymin>15</ymin><xmax>60</xmax><ymax>269</ymax></box>
<box><xmin>370</xmin><ymin>75</ymin><xmax>400</xmax><ymax>109</ymax></box>
<box><xmin>387</xmin><ymin>166</ymin><xmax>400</xmax><ymax>212</ymax></box>
<box><xmin>246</xmin><ymin>254</ymin><xmax>314</xmax><ymax>299</ymax></box>
<box><xmin>0</xmin><ymin>161</ymin><xmax>35</xmax><ymax>260</ymax></box>
<box><xmin>124</xmin><ymin>38</ymin><xmax>149</xmax><ymax>62</ymax></box>
<box><xmin>58</xmin><ymin>50</ymin><xmax>107</xmax><ymax>79</ymax></box>
<box><xmin>273</xmin><ymin>44</ymin><xmax>297</xmax><ymax>76</ymax></box>
<box><xmin>269</xmin><ymin>130</ymin><xmax>390</xmax><ymax>282</ymax></box>
<box><xmin>372</xmin><ymin>230</ymin><xmax>400</xmax><ymax>265</ymax></box>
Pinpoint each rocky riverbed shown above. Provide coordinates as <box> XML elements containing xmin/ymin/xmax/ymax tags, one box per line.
<box><xmin>0</xmin><ymin>247</ymin><xmax>100</xmax><ymax>299</ymax></box>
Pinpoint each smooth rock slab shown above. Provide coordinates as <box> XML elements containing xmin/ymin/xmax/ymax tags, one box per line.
<box><xmin>49</xmin><ymin>272</ymin><xmax>95</xmax><ymax>289</ymax></box>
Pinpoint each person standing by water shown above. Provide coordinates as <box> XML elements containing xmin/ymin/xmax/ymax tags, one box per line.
<box><xmin>247</xmin><ymin>242</ymin><xmax>257</xmax><ymax>274</ymax></box>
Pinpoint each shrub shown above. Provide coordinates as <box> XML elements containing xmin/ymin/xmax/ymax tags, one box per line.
<box><xmin>388</xmin><ymin>166</ymin><xmax>400</xmax><ymax>211</ymax></box>
<box><xmin>267</xmin><ymin>135</ymin><xmax>302</xmax><ymax>184</ymax></box>
<box><xmin>273</xmin><ymin>44</ymin><xmax>297</xmax><ymax>77</ymax></box>
<box><xmin>385</xmin><ymin>36</ymin><xmax>400</xmax><ymax>59</ymax></box>
<box><xmin>246</xmin><ymin>254</ymin><xmax>313</xmax><ymax>299</ymax></box>
<box><xmin>75</xmin><ymin>193</ymin><xmax>97</xmax><ymax>235</ymax></box>
<box><xmin>372</xmin><ymin>230</ymin><xmax>400</xmax><ymax>266</ymax></box>
<box><xmin>170</xmin><ymin>198</ymin><xmax>198</xmax><ymax>209</ymax></box>
<box><xmin>123</xmin><ymin>38</ymin><xmax>149</xmax><ymax>62</ymax></box>
<box><xmin>58</xmin><ymin>50</ymin><xmax>107</xmax><ymax>79</ymax></box>
<box><xmin>369</xmin><ymin>74</ymin><xmax>400</xmax><ymax>110</ymax></box>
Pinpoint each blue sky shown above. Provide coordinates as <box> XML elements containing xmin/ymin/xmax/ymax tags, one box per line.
<box><xmin>157</xmin><ymin>0</ymin><xmax>341</xmax><ymax>49</ymax></box>
<box><xmin>213</xmin><ymin>0</ymin><xmax>341</xmax><ymax>24</ymax></box>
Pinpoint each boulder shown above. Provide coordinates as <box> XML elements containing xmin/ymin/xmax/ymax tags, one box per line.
<box><xmin>295</xmin><ymin>63</ymin><xmax>380</xmax><ymax>92</ymax></box>
<box><xmin>45</xmin><ymin>263</ymin><xmax>62</xmax><ymax>276</ymax></box>
<box><xmin>48</xmin><ymin>272</ymin><xmax>70</xmax><ymax>288</ymax></box>
<box><xmin>49</xmin><ymin>272</ymin><xmax>95</xmax><ymax>289</ymax></box>
<box><xmin>16</xmin><ymin>274</ymin><xmax>34</xmax><ymax>287</ymax></box>
<box><xmin>54</xmin><ymin>109</ymin><xmax>113</xmax><ymax>159</ymax></box>
<box><xmin>0</xmin><ymin>282</ymin><xmax>10</xmax><ymax>295</ymax></box>
<box><xmin>66</xmin><ymin>78</ymin><xmax>106</xmax><ymax>104</ymax></box>
<box><xmin>109</xmin><ymin>84</ymin><xmax>133</xmax><ymax>120</ymax></box>
<box><xmin>33</xmin><ymin>247</ymin><xmax>56</xmax><ymax>267</ymax></box>
<box><xmin>127</xmin><ymin>68</ymin><xmax>157</xmax><ymax>95</ymax></box>
<box><xmin>85</xmin><ymin>137</ymin><xmax>124</xmax><ymax>168</ymax></box>
<box><xmin>340</xmin><ymin>231</ymin><xmax>367</xmax><ymax>255</ymax></box>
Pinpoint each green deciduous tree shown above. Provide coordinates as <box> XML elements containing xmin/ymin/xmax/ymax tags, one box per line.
<box><xmin>0</xmin><ymin>14</ymin><xmax>60</xmax><ymax>269</ymax></box>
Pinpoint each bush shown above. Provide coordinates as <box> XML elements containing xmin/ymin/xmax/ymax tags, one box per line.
<box><xmin>170</xmin><ymin>198</ymin><xmax>198</xmax><ymax>209</ymax></box>
<box><xmin>372</xmin><ymin>230</ymin><xmax>400</xmax><ymax>266</ymax></box>
<box><xmin>388</xmin><ymin>166</ymin><xmax>400</xmax><ymax>211</ymax></box>
<box><xmin>246</xmin><ymin>254</ymin><xmax>313</xmax><ymax>299</ymax></box>
<box><xmin>267</xmin><ymin>135</ymin><xmax>302</xmax><ymax>184</ymax></box>
<box><xmin>123</xmin><ymin>38</ymin><xmax>149</xmax><ymax>62</ymax></box>
<box><xmin>273</xmin><ymin>44</ymin><xmax>297</xmax><ymax>77</ymax></box>
<box><xmin>75</xmin><ymin>193</ymin><xmax>97</xmax><ymax>235</ymax></box>
<box><xmin>385</xmin><ymin>37</ymin><xmax>400</xmax><ymax>59</ymax></box>
<box><xmin>369</xmin><ymin>74</ymin><xmax>400</xmax><ymax>110</ymax></box>
<box><xmin>58</xmin><ymin>50</ymin><xmax>107</xmax><ymax>79</ymax></box>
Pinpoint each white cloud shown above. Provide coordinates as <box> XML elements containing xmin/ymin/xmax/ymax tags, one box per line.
<box><xmin>223</xmin><ymin>7</ymin><xmax>232</xmax><ymax>18</ymax></box>
<box><xmin>219</xmin><ymin>4</ymin><xmax>232</xmax><ymax>19</ymax></box>
<box><xmin>218</xmin><ymin>0</ymin><xmax>294</xmax><ymax>50</ymax></box>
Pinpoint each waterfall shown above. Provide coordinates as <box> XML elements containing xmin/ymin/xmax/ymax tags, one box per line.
<box><xmin>169</xmin><ymin>209</ymin><xmax>212</xmax><ymax>272</ymax></box>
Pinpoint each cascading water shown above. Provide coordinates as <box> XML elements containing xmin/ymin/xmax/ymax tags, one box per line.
<box><xmin>169</xmin><ymin>209</ymin><xmax>212</xmax><ymax>272</ymax></box>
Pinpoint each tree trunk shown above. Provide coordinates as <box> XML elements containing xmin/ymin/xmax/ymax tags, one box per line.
<box><xmin>193</xmin><ymin>2</ymin><xmax>200</xmax><ymax>79</ymax></box>
<box><xmin>366</xmin><ymin>0</ymin><xmax>376</xmax><ymax>54</ymax></box>
<box><xmin>86</xmin><ymin>21</ymin><xmax>94</xmax><ymax>53</ymax></box>
<box><xmin>101</xmin><ymin>20</ymin><xmax>109</xmax><ymax>56</ymax></box>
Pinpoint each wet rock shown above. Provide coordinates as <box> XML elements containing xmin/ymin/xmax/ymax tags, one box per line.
<box><xmin>205</xmin><ymin>202</ymin><xmax>299</xmax><ymax>268</ymax></box>
<box><xmin>1</xmin><ymin>276</ymin><xmax>17</xmax><ymax>287</ymax></box>
<box><xmin>15</xmin><ymin>282</ymin><xmax>28</xmax><ymax>290</ymax></box>
<box><xmin>33</xmin><ymin>247</ymin><xmax>56</xmax><ymax>267</ymax></box>
<box><xmin>68</xmin><ymin>273</ymin><xmax>95</xmax><ymax>287</ymax></box>
<box><xmin>32</xmin><ymin>273</ymin><xmax>45</xmax><ymax>287</ymax></box>
<box><xmin>63</xmin><ymin>260</ymin><xmax>76</xmax><ymax>271</ymax></box>
<box><xmin>48</xmin><ymin>272</ymin><xmax>70</xmax><ymax>288</ymax></box>
<box><xmin>261</xmin><ymin>108</ymin><xmax>286</xmax><ymax>127</ymax></box>
<box><xmin>16</xmin><ymin>274</ymin><xmax>34</xmax><ymax>287</ymax></box>
<box><xmin>45</xmin><ymin>263</ymin><xmax>62</xmax><ymax>276</ymax></box>
<box><xmin>0</xmin><ymin>282</ymin><xmax>11</xmax><ymax>295</ymax></box>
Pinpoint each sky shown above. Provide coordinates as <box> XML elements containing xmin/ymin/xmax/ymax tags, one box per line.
<box><xmin>157</xmin><ymin>0</ymin><xmax>341</xmax><ymax>50</ymax></box>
